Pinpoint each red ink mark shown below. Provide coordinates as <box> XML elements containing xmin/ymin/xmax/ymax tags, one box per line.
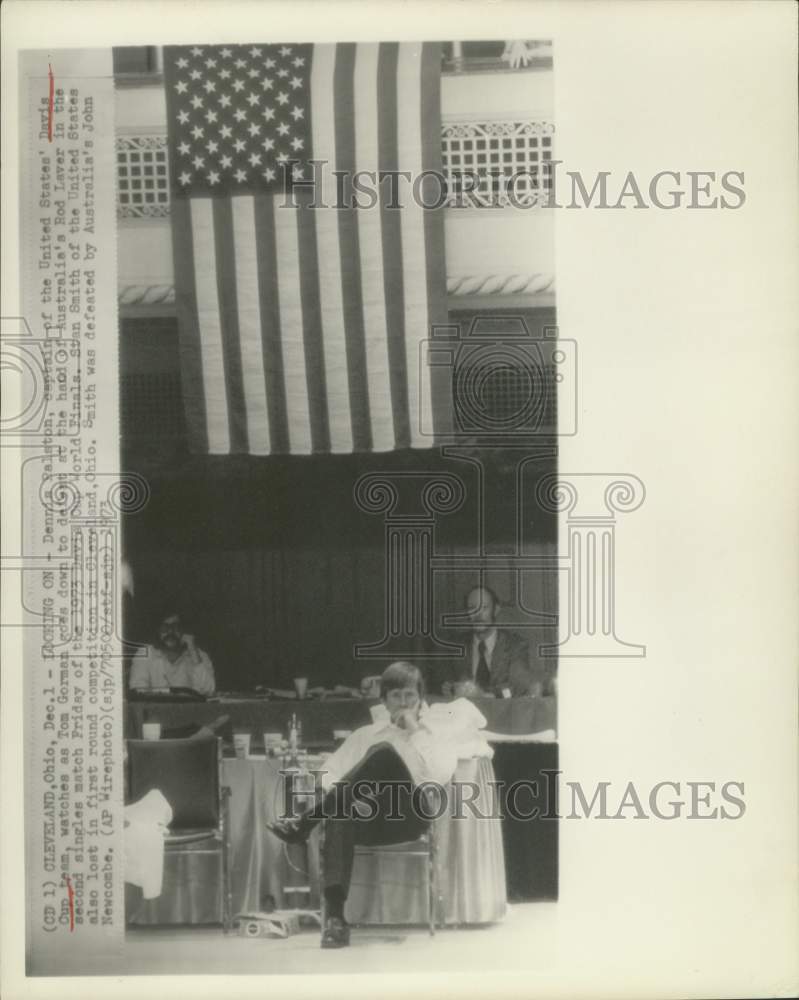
<box><xmin>65</xmin><ymin>875</ymin><xmax>75</xmax><ymax>931</ymax></box>
<box><xmin>48</xmin><ymin>64</ymin><xmax>54</xmax><ymax>142</ymax></box>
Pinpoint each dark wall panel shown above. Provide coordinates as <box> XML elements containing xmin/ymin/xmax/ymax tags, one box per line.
<box><xmin>121</xmin><ymin>308</ymin><xmax>559</xmax><ymax>691</ymax></box>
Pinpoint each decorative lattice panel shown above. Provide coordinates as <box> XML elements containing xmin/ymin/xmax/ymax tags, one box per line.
<box><xmin>441</xmin><ymin>120</ymin><xmax>554</xmax><ymax>208</ymax></box>
<box><xmin>117</xmin><ymin>121</ymin><xmax>554</xmax><ymax>216</ymax></box>
<box><xmin>117</xmin><ymin>134</ymin><xmax>170</xmax><ymax>218</ymax></box>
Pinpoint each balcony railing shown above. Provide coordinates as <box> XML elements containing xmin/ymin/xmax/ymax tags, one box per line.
<box><xmin>442</xmin><ymin>40</ymin><xmax>553</xmax><ymax>74</ymax></box>
<box><xmin>117</xmin><ymin>115</ymin><xmax>554</xmax><ymax>218</ymax></box>
<box><xmin>112</xmin><ymin>41</ymin><xmax>553</xmax><ymax>85</ymax></box>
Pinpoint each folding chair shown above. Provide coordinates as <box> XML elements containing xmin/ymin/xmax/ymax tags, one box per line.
<box><xmin>350</xmin><ymin>825</ymin><xmax>442</xmax><ymax>935</ymax></box>
<box><xmin>320</xmin><ymin>786</ymin><xmax>443</xmax><ymax>937</ymax></box>
<box><xmin>126</xmin><ymin>736</ymin><xmax>233</xmax><ymax>932</ymax></box>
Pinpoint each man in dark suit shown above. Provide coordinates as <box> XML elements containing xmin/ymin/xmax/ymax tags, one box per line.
<box><xmin>442</xmin><ymin>586</ymin><xmax>545</xmax><ymax>698</ymax></box>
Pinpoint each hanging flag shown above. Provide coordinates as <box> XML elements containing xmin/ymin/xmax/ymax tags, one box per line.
<box><xmin>163</xmin><ymin>42</ymin><xmax>447</xmax><ymax>455</ymax></box>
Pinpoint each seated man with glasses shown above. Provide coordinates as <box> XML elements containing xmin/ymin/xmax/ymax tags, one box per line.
<box><xmin>267</xmin><ymin>660</ymin><xmax>490</xmax><ymax>948</ymax></box>
<box><xmin>129</xmin><ymin>610</ymin><xmax>215</xmax><ymax>696</ymax></box>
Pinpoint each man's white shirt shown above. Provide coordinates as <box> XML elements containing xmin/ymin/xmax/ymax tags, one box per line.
<box><xmin>320</xmin><ymin>699</ymin><xmax>492</xmax><ymax>791</ymax></box>
<box><xmin>129</xmin><ymin>645</ymin><xmax>216</xmax><ymax>695</ymax></box>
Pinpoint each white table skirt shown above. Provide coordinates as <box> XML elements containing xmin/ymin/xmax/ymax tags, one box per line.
<box><xmin>127</xmin><ymin>755</ymin><xmax>506</xmax><ymax>927</ymax></box>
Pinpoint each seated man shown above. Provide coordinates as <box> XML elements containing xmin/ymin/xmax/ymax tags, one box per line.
<box><xmin>128</xmin><ymin>611</ymin><xmax>216</xmax><ymax>696</ymax></box>
<box><xmin>267</xmin><ymin>661</ymin><xmax>489</xmax><ymax>948</ymax></box>
<box><xmin>442</xmin><ymin>586</ymin><xmax>552</xmax><ymax>698</ymax></box>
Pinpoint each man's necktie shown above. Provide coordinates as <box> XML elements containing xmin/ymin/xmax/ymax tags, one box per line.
<box><xmin>476</xmin><ymin>640</ymin><xmax>491</xmax><ymax>690</ymax></box>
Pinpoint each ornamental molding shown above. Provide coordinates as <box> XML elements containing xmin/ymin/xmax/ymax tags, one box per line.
<box><xmin>119</xmin><ymin>284</ymin><xmax>176</xmax><ymax>307</ymax></box>
<box><xmin>119</xmin><ymin>205</ymin><xmax>171</xmax><ymax>220</ymax></box>
<box><xmin>118</xmin><ymin>273</ymin><xmax>555</xmax><ymax>309</ymax></box>
<box><xmin>440</xmin><ymin>118</ymin><xmax>554</xmax><ymax>139</ymax></box>
<box><xmin>447</xmin><ymin>273</ymin><xmax>554</xmax><ymax>297</ymax></box>
<box><xmin>117</xmin><ymin>133</ymin><xmax>168</xmax><ymax>148</ymax></box>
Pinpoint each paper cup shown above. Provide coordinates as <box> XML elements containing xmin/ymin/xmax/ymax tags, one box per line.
<box><xmin>142</xmin><ymin>722</ymin><xmax>161</xmax><ymax>741</ymax></box>
<box><xmin>293</xmin><ymin>677</ymin><xmax>308</xmax><ymax>699</ymax></box>
<box><xmin>233</xmin><ymin>733</ymin><xmax>251</xmax><ymax>759</ymax></box>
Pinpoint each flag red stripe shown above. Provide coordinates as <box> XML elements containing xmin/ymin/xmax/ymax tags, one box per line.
<box><xmin>253</xmin><ymin>194</ymin><xmax>290</xmax><ymax>453</ymax></box>
<box><xmin>377</xmin><ymin>41</ymin><xmax>411</xmax><ymax>449</ymax></box>
<box><xmin>420</xmin><ymin>41</ymin><xmax>451</xmax><ymax>442</ymax></box>
<box><xmin>333</xmin><ymin>43</ymin><xmax>372</xmax><ymax>452</ymax></box>
<box><xmin>170</xmin><ymin>197</ymin><xmax>209</xmax><ymax>452</ymax></box>
<box><xmin>295</xmin><ymin>187</ymin><xmax>331</xmax><ymax>453</ymax></box>
<box><xmin>212</xmin><ymin>197</ymin><xmax>249</xmax><ymax>453</ymax></box>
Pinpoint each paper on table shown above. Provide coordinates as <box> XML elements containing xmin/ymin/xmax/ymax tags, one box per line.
<box><xmin>483</xmin><ymin>729</ymin><xmax>556</xmax><ymax>743</ymax></box>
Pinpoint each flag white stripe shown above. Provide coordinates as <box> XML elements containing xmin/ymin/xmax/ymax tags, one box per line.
<box><xmin>231</xmin><ymin>195</ymin><xmax>271</xmax><ymax>455</ymax></box>
<box><xmin>311</xmin><ymin>46</ymin><xmax>353</xmax><ymax>453</ymax></box>
<box><xmin>190</xmin><ymin>199</ymin><xmax>231</xmax><ymax>454</ymax></box>
<box><xmin>274</xmin><ymin>205</ymin><xmax>313</xmax><ymax>454</ymax></box>
<box><xmin>397</xmin><ymin>43</ymin><xmax>433</xmax><ymax>447</ymax></box>
<box><xmin>354</xmin><ymin>44</ymin><xmax>395</xmax><ymax>452</ymax></box>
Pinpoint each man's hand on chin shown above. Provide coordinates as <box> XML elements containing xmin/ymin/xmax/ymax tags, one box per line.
<box><xmin>183</xmin><ymin>633</ymin><xmax>203</xmax><ymax>664</ymax></box>
<box><xmin>393</xmin><ymin>709</ymin><xmax>420</xmax><ymax>733</ymax></box>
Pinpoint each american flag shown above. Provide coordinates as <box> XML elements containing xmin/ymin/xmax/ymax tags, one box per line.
<box><xmin>163</xmin><ymin>42</ymin><xmax>447</xmax><ymax>455</ymax></box>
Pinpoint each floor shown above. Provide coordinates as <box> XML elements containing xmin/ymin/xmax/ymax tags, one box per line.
<box><xmin>120</xmin><ymin>902</ymin><xmax>557</xmax><ymax>975</ymax></box>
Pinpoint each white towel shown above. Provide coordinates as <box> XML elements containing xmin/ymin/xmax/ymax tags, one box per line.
<box><xmin>124</xmin><ymin>789</ymin><xmax>173</xmax><ymax>899</ymax></box>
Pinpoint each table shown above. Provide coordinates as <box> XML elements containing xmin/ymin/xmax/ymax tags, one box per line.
<box><xmin>125</xmin><ymin>696</ymin><xmax>559</xmax><ymax>905</ymax></box>
<box><xmin>126</xmin><ymin>695</ymin><xmax>557</xmax><ymax>743</ymax></box>
<box><xmin>126</xmin><ymin>755</ymin><xmax>506</xmax><ymax>927</ymax></box>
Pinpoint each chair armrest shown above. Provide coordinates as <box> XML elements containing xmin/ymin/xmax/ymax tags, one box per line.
<box><xmin>166</xmin><ymin>829</ymin><xmax>221</xmax><ymax>846</ymax></box>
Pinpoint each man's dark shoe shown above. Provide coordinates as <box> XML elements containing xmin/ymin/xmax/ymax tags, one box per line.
<box><xmin>321</xmin><ymin>916</ymin><xmax>350</xmax><ymax>949</ymax></box>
